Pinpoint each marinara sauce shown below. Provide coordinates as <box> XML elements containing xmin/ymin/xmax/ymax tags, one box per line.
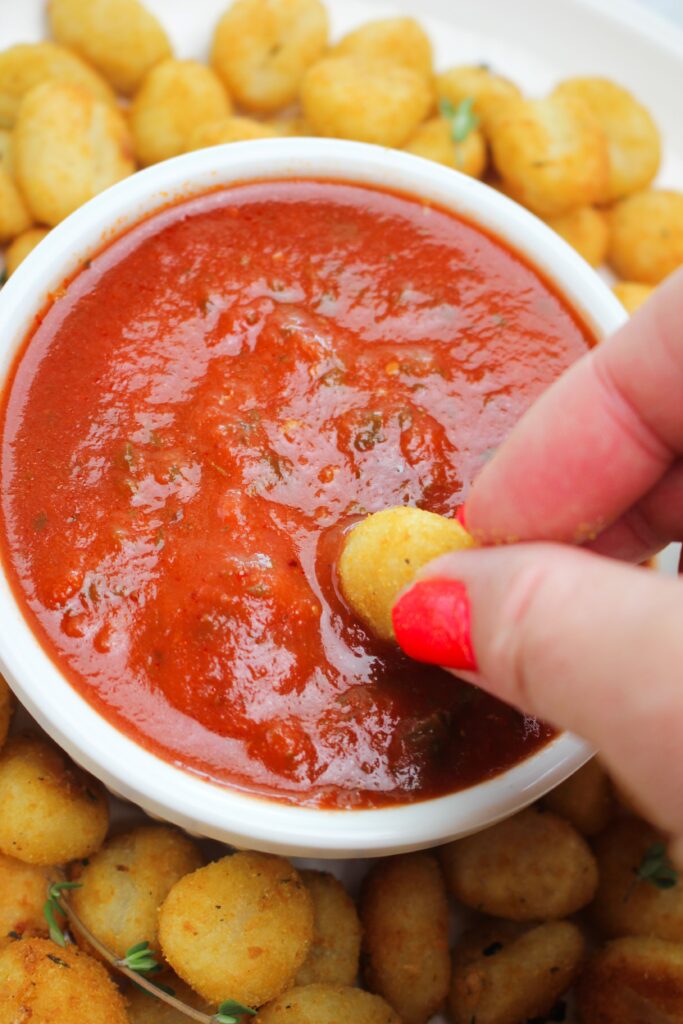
<box><xmin>0</xmin><ymin>181</ymin><xmax>593</xmax><ymax>807</ymax></box>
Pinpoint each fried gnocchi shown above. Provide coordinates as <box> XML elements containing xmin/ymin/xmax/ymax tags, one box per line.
<box><xmin>5</xmin><ymin>227</ymin><xmax>50</xmax><ymax>276</ymax></box>
<box><xmin>607</xmin><ymin>188</ymin><xmax>683</xmax><ymax>284</ymax></box>
<box><xmin>0</xmin><ymin>167</ymin><xmax>32</xmax><ymax>244</ymax></box>
<box><xmin>0</xmin><ymin>734</ymin><xmax>109</xmax><ymax>865</ymax></box>
<box><xmin>0</xmin><ymin>42</ymin><xmax>116</xmax><ymax>128</ymax></box>
<box><xmin>0</xmin><ymin>854</ymin><xmax>64</xmax><ymax>939</ymax></box>
<box><xmin>554</xmin><ymin>76</ymin><xmax>660</xmax><ymax>201</ymax></box>
<box><xmin>14</xmin><ymin>81</ymin><xmax>134</xmax><ymax>226</ymax></box>
<box><xmin>592</xmin><ymin>817</ymin><xmax>683</xmax><ymax>942</ymax></box>
<box><xmin>70</xmin><ymin>824</ymin><xmax>203</xmax><ymax>959</ymax></box>
<box><xmin>450</xmin><ymin>920</ymin><xmax>585</xmax><ymax>1024</ymax></box>
<box><xmin>186</xmin><ymin>115</ymin><xmax>277</xmax><ymax>151</ymax></box>
<box><xmin>212</xmin><ymin>0</ymin><xmax>328</xmax><ymax>113</ymax></box>
<box><xmin>159</xmin><ymin>851</ymin><xmax>314</xmax><ymax>1006</ymax></box>
<box><xmin>488</xmin><ymin>94</ymin><xmax>609</xmax><ymax>216</ymax></box>
<box><xmin>404</xmin><ymin>116</ymin><xmax>487</xmax><ymax>178</ymax></box>
<box><xmin>48</xmin><ymin>0</ymin><xmax>173</xmax><ymax>95</ymax></box>
<box><xmin>296</xmin><ymin>870</ymin><xmax>361</xmax><ymax>987</ymax></box>
<box><xmin>0</xmin><ymin>676</ymin><xmax>13</xmax><ymax>749</ymax></box>
<box><xmin>255</xmin><ymin>984</ymin><xmax>401</xmax><ymax>1024</ymax></box>
<box><xmin>125</xmin><ymin>976</ymin><xmax>215</xmax><ymax>1021</ymax></box>
<box><xmin>439</xmin><ymin>807</ymin><xmax>598</xmax><ymax>920</ymax></box>
<box><xmin>338</xmin><ymin>506</ymin><xmax>474</xmax><ymax>642</ymax></box>
<box><xmin>612</xmin><ymin>280</ymin><xmax>655</xmax><ymax>315</ymax></box>
<box><xmin>332</xmin><ymin>18</ymin><xmax>433</xmax><ymax>80</ymax></box>
<box><xmin>577</xmin><ymin>936</ymin><xmax>683</xmax><ymax>1023</ymax></box>
<box><xmin>361</xmin><ymin>852</ymin><xmax>450</xmax><ymax>1024</ymax></box>
<box><xmin>436</xmin><ymin>65</ymin><xmax>521</xmax><ymax>131</ymax></box>
<box><xmin>301</xmin><ymin>56</ymin><xmax>432</xmax><ymax>148</ymax></box>
<box><xmin>544</xmin><ymin>207</ymin><xmax>609</xmax><ymax>268</ymax></box>
<box><xmin>0</xmin><ymin>936</ymin><xmax>129</xmax><ymax>1023</ymax></box>
<box><xmin>131</xmin><ymin>59</ymin><xmax>231</xmax><ymax>166</ymax></box>
<box><xmin>542</xmin><ymin>758</ymin><xmax>616</xmax><ymax>834</ymax></box>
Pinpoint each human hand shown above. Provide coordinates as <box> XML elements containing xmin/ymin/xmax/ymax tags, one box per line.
<box><xmin>392</xmin><ymin>266</ymin><xmax>683</xmax><ymax>852</ymax></box>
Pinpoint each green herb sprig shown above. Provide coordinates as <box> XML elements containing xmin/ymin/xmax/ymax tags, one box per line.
<box><xmin>120</xmin><ymin>940</ymin><xmax>163</xmax><ymax>974</ymax></box>
<box><xmin>215</xmin><ymin>1000</ymin><xmax>257</xmax><ymax>1024</ymax></box>
<box><xmin>439</xmin><ymin>96</ymin><xmax>480</xmax><ymax>144</ymax></box>
<box><xmin>636</xmin><ymin>842</ymin><xmax>679</xmax><ymax>890</ymax></box>
<box><xmin>43</xmin><ymin>881</ymin><xmax>82</xmax><ymax>947</ymax></box>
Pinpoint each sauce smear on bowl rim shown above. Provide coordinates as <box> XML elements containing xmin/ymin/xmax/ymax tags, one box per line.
<box><xmin>0</xmin><ymin>179</ymin><xmax>593</xmax><ymax>808</ymax></box>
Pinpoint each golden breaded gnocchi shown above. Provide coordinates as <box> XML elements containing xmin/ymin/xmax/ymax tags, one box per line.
<box><xmin>612</xmin><ymin>280</ymin><xmax>655</xmax><ymax>315</ymax></box>
<box><xmin>296</xmin><ymin>870</ymin><xmax>361</xmax><ymax>987</ymax></box>
<box><xmin>212</xmin><ymin>0</ymin><xmax>328</xmax><ymax>113</ymax></box>
<box><xmin>488</xmin><ymin>94</ymin><xmax>609</xmax><ymax>216</ymax></box>
<box><xmin>0</xmin><ymin>675</ymin><xmax>14</xmax><ymax>749</ymax></box>
<box><xmin>554</xmin><ymin>76</ymin><xmax>660</xmax><ymax>201</ymax></box>
<box><xmin>439</xmin><ymin>807</ymin><xmax>598</xmax><ymax>920</ymax></box>
<box><xmin>48</xmin><ymin>0</ymin><xmax>172</xmax><ymax>95</ymax></box>
<box><xmin>607</xmin><ymin>188</ymin><xmax>683</xmax><ymax>284</ymax></box>
<box><xmin>159</xmin><ymin>851</ymin><xmax>314</xmax><ymax>1006</ymax></box>
<box><xmin>301</xmin><ymin>56</ymin><xmax>432</xmax><ymax>148</ymax></box>
<box><xmin>338</xmin><ymin>506</ymin><xmax>474</xmax><ymax>642</ymax></box>
<box><xmin>5</xmin><ymin>227</ymin><xmax>50</xmax><ymax>276</ymax></box>
<box><xmin>0</xmin><ymin>42</ymin><xmax>116</xmax><ymax>128</ymax></box>
<box><xmin>436</xmin><ymin>65</ymin><xmax>521</xmax><ymax>132</ymax></box>
<box><xmin>542</xmin><ymin>758</ymin><xmax>616</xmax><ymax>834</ymax></box>
<box><xmin>0</xmin><ymin>854</ymin><xmax>64</xmax><ymax>939</ymax></box>
<box><xmin>70</xmin><ymin>824</ymin><xmax>203</xmax><ymax>959</ymax></box>
<box><xmin>186</xmin><ymin>116</ymin><xmax>277</xmax><ymax>152</ymax></box>
<box><xmin>14</xmin><ymin>81</ymin><xmax>134</xmax><ymax>226</ymax></box>
<box><xmin>450</xmin><ymin>920</ymin><xmax>585</xmax><ymax>1024</ymax></box>
<box><xmin>255</xmin><ymin>984</ymin><xmax>401</xmax><ymax>1024</ymax></box>
<box><xmin>331</xmin><ymin>18</ymin><xmax>433</xmax><ymax>80</ymax></box>
<box><xmin>0</xmin><ymin>167</ymin><xmax>32</xmax><ymax>243</ymax></box>
<box><xmin>0</xmin><ymin>128</ymin><xmax>12</xmax><ymax>170</ymax></box>
<box><xmin>0</xmin><ymin>734</ymin><xmax>109</xmax><ymax>865</ymax></box>
<box><xmin>404</xmin><ymin>116</ymin><xmax>487</xmax><ymax>178</ymax></box>
<box><xmin>125</xmin><ymin>975</ymin><xmax>215</xmax><ymax>1021</ymax></box>
<box><xmin>360</xmin><ymin>853</ymin><xmax>450</xmax><ymax>1024</ymax></box>
<box><xmin>592</xmin><ymin>817</ymin><xmax>683</xmax><ymax>942</ymax></box>
<box><xmin>577</xmin><ymin>936</ymin><xmax>683</xmax><ymax>1024</ymax></box>
<box><xmin>544</xmin><ymin>206</ymin><xmax>609</xmax><ymax>268</ymax></box>
<box><xmin>0</xmin><ymin>936</ymin><xmax>129</xmax><ymax>1023</ymax></box>
<box><xmin>131</xmin><ymin>59</ymin><xmax>232</xmax><ymax>166</ymax></box>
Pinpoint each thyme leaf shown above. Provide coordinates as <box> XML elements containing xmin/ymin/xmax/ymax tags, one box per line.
<box><xmin>439</xmin><ymin>96</ymin><xmax>479</xmax><ymax>144</ymax></box>
<box><xmin>636</xmin><ymin>842</ymin><xmax>679</xmax><ymax>890</ymax></box>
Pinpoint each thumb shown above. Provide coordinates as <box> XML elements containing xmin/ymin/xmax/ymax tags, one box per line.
<box><xmin>392</xmin><ymin>544</ymin><xmax>683</xmax><ymax>840</ymax></box>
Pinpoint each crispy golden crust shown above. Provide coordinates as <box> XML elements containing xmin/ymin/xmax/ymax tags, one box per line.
<box><xmin>47</xmin><ymin>0</ymin><xmax>172</xmax><ymax>95</ymax></box>
<box><xmin>5</xmin><ymin>227</ymin><xmax>50</xmax><ymax>275</ymax></box>
<box><xmin>544</xmin><ymin>207</ymin><xmax>609</xmax><ymax>268</ymax></box>
<box><xmin>0</xmin><ymin>854</ymin><xmax>64</xmax><ymax>939</ymax></box>
<box><xmin>0</xmin><ymin>167</ymin><xmax>32</xmax><ymax>243</ymax></box>
<box><xmin>577</xmin><ymin>936</ymin><xmax>683</xmax><ymax>1023</ymax></box>
<box><xmin>0</xmin><ymin>733</ymin><xmax>109</xmax><ymax>865</ymax></box>
<box><xmin>212</xmin><ymin>0</ymin><xmax>329</xmax><ymax>113</ymax></box>
<box><xmin>360</xmin><ymin>853</ymin><xmax>450</xmax><ymax>1024</ymax></box>
<box><xmin>301</xmin><ymin>56</ymin><xmax>432</xmax><ymax>149</ymax></box>
<box><xmin>0</xmin><ymin>936</ymin><xmax>129</xmax><ymax>1023</ymax></box>
<box><xmin>607</xmin><ymin>188</ymin><xmax>683</xmax><ymax>284</ymax></box>
<box><xmin>439</xmin><ymin>807</ymin><xmax>598</xmax><ymax>920</ymax></box>
<box><xmin>70</xmin><ymin>824</ymin><xmax>203</xmax><ymax>959</ymax></box>
<box><xmin>435</xmin><ymin>65</ymin><xmax>521</xmax><ymax>132</ymax></box>
<box><xmin>130</xmin><ymin>59</ymin><xmax>232</xmax><ymax>166</ymax></box>
<box><xmin>331</xmin><ymin>18</ymin><xmax>433</xmax><ymax>80</ymax></box>
<box><xmin>296</xmin><ymin>870</ymin><xmax>361</xmax><ymax>987</ymax></box>
<box><xmin>450</xmin><ymin>920</ymin><xmax>585</xmax><ymax>1024</ymax></box>
<box><xmin>338</xmin><ymin>506</ymin><xmax>474</xmax><ymax>641</ymax></box>
<box><xmin>255</xmin><ymin>984</ymin><xmax>401</xmax><ymax>1024</ymax></box>
<box><xmin>542</xmin><ymin>758</ymin><xmax>616</xmax><ymax>834</ymax></box>
<box><xmin>404</xmin><ymin>116</ymin><xmax>487</xmax><ymax>178</ymax></box>
<box><xmin>158</xmin><ymin>852</ymin><xmax>314</xmax><ymax>1006</ymax></box>
<box><xmin>186</xmin><ymin>115</ymin><xmax>277</xmax><ymax>151</ymax></box>
<box><xmin>592</xmin><ymin>817</ymin><xmax>683</xmax><ymax>942</ymax></box>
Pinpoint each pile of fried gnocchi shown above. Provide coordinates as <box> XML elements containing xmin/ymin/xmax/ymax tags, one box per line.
<box><xmin>0</xmin><ymin>0</ymin><xmax>682</xmax><ymax>306</ymax></box>
<box><xmin>3</xmin><ymin>673</ymin><xmax>683</xmax><ymax>1024</ymax></box>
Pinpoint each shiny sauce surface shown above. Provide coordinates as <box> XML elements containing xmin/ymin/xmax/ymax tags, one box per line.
<box><xmin>0</xmin><ymin>181</ymin><xmax>592</xmax><ymax>807</ymax></box>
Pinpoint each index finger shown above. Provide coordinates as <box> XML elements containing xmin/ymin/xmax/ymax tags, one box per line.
<box><xmin>465</xmin><ymin>266</ymin><xmax>683</xmax><ymax>544</ymax></box>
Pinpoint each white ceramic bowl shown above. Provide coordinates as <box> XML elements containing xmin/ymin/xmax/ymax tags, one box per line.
<box><xmin>0</xmin><ymin>139</ymin><xmax>626</xmax><ymax>857</ymax></box>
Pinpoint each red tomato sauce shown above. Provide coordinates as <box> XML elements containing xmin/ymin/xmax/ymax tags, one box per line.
<box><xmin>0</xmin><ymin>181</ymin><xmax>593</xmax><ymax>807</ymax></box>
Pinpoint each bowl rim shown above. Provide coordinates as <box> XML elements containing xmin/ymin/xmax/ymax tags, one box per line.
<box><xmin>0</xmin><ymin>138</ymin><xmax>625</xmax><ymax>857</ymax></box>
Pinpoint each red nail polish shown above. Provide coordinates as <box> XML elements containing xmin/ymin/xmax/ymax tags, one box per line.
<box><xmin>456</xmin><ymin>503</ymin><xmax>467</xmax><ymax>529</ymax></box>
<box><xmin>392</xmin><ymin>578</ymin><xmax>478</xmax><ymax>671</ymax></box>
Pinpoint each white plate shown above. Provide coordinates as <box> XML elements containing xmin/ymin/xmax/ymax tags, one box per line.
<box><xmin>3</xmin><ymin>1</ymin><xmax>683</xmax><ymax>1018</ymax></box>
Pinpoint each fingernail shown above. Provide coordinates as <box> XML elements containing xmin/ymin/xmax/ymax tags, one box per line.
<box><xmin>392</xmin><ymin>578</ymin><xmax>478</xmax><ymax>671</ymax></box>
<box><xmin>456</xmin><ymin>503</ymin><xmax>467</xmax><ymax>529</ymax></box>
